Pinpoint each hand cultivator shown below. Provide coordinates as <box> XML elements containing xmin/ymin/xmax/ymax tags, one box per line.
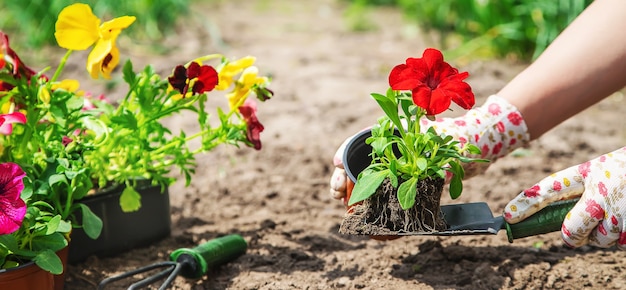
<box><xmin>98</xmin><ymin>234</ymin><xmax>247</xmax><ymax>290</ymax></box>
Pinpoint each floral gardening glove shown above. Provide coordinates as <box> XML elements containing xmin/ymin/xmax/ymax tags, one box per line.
<box><xmin>330</xmin><ymin>95</ymin><xmax>530</xmax><ymax>202</ymax></box>
<box><xmin>504</xmin><ymin>147</ymin><xmax>626</xmax><ymax>249</ymax></box>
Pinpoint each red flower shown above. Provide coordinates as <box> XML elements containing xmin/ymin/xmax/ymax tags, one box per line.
<box><xmin>552</xmin><ymin>181</ymin><xmax>562</xmax><ymax>192</ymax></box>
<box><xmin>619</xmin><ymin>232</ymin><xmax>626</xmax><ymax>245</ymax></box>
<box><xmin>598</xmin><ymin>223</ymin><xmax>607</xmax><ymax>236</ymax></box>
<box><xmin>168</xmin><ymin>61</ymin><xmax>218</xmax><ymax>97</ymax></box>
<box><xmin>0</xmin><ymin>32</ymin><xmax>36</xmax><ymax>78</ymax></box>
<box><xmin>0</xmin><ymin>32</ymin><xmax>37</xmax><ymax>91</ymax></box>
<box><xmin>496</xmin><ymin>122</ymin><xmax>505</xmax><ymax>133</ymax></box>
<box><xmin>492</xmin><ymin>142</ymin><xmax>503</xmax><ymax>155</ymax></box>
<box><xmin>0</xmin><ymin>162</ymin><xmax>27</xmax><ymax>235</ymax></box>
<box><xmin>239</xmin><ymin>99</ymin><xmax>265</xmax><ymax>150</ymax></box>
<box><xmin>524</xmin><ymin>185</ymin><xmax>541</xmax><ymax>198</ymax></box>
<box><xmin>507</xmin><ymin>112</ymin><xmax>523</xmax><ymax>126</ymax></box>
<box><xmin>388</xmin><ymin>48</ymin><xmax>475</xmax><ymax>115</ymax></box>
<box><xmin>585</xmin><ymin>199</ymin><xmax>604</xmax><ymax>220</ymax></box>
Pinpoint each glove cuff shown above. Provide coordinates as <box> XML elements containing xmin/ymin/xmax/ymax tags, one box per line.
<box><xmin>472</xmin><ymin>94</ymin><xmax>530</xmax><ymax>158</ymax></box>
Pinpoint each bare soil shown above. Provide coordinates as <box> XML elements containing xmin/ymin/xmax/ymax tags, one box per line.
<box><xmin>64</xmin><ymin>0</ymin><xmax>626</xmax><ymax>289</ymax></box>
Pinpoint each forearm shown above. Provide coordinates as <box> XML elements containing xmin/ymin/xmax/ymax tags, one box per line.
<box><xmin>498</xmin><ymin>0</ymin><xmax>626</xmax><ymax>140</ymax></box>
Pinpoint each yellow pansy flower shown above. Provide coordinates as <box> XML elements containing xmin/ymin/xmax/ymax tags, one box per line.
<box><xmin>226</xmin><ymin>66</ymin><xmax>268</xmax><ymax>110</ymax></box>
<box><xmin>52</xmin><ymin>79</ymin><xmax>80</xmax><ymax>92</ymax></box>
<box><xmin>216</xmin><ymin>56</ymin><xmax>256</xmax><ymax>91</ymax></box>
<box><xmin>54</xmin><ymin>3</ymin><xmax>135</xmax><ymax>79</ymax></box>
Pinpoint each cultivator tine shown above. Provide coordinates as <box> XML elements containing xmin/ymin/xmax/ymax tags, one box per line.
<box><xmin>98</xmin><ymin>261</ymin><xmax>177</xmax><ymax>290</ymax></box>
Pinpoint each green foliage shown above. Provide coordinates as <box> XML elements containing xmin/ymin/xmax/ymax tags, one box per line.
<box><xmin>0</xmin><ymin>0</ymin><xmax>190</xmax><ymax>49</ymax></box>
<box><xmin>345</xmin><ymin>0</ymin><xmax>592</xmax><ymax>60</ymax></box>
<box><xmin>348</xmin><ymin>89</ymin><xmax>485</xmax><ymax>209</ymax></box>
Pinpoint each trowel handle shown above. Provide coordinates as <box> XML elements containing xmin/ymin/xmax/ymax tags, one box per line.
<box><xmin>170</xmin><ymin>234</ymin><xmax>247</xmax><ymax>278</ymax></box>
<box><xmin>505</xmin><ymin>198</ymin><xmax>579</xmax><ymax>243</ymax></box>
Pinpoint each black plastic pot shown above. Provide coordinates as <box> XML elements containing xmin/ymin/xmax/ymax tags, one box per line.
<box><xmin>342</xmin><ymin>128</ymin><xmax>402</xmax><ymax>183</ymax></box>
<box><xmin>68</xmin><ymin>183</ymin><xmax>171</xmax><ymax>263</ymax></box>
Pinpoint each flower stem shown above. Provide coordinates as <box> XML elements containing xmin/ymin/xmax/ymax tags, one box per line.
<box><xmin>50</xmin><ymin>50</ymin><xmax>73</xmax><ymax>83</ymax></box>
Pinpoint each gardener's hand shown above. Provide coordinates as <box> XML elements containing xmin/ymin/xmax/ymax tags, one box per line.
<box><xmin>330</xmin><ymin>95</ymin><xmax>530</xmax><ymax>201</ymax></box>
<box><xmin>504</xmin><ymin>147</ymin><xmax>626</xmax><ymax>249</ymax></box>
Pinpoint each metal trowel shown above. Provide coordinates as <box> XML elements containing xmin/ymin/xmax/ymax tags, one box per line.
<box><xmin>401</xmin><ymin>198</ymin><xmax>577</xmax><ymax>242</ymax></box>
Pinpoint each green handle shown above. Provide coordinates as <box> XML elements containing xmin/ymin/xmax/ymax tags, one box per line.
<box><xmin>170</xmin><ymin>234</ymin><xmax>247</xmax><ymax>278</ymax></box>
<box><xmin>505</xmin><ymin>198</ymin><xmax>579</xmax><ymax>243</ymax></box>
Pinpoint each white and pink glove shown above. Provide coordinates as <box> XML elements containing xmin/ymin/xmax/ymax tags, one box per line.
<box><xmin>505</xmin><ymin>147</ymin><xmax>626</xmax><ymax>249</ymax></box>
<box><xmin>330</xmin><ymin>95</ymin><xmax>530</xmax><ymax>201</ymax></box>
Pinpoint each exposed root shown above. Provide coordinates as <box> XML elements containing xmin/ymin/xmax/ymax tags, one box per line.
<box><xmin>339</xmin><ymin>177</ymin><xmax>446</xmax><ymax>236</ymax></box>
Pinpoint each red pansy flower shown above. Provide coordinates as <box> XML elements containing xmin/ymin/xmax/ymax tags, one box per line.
<box><xmin>0</xmin><ymin>162</ymin><xmax>27</xmax><ymax>235</ymax></box>
<box><xmin>0</xmin><ymin>32</ymin><xmax>38</xmax><ymax>91</ymax></box>
<box><xmin>168</xmin><ymin>61</ymin><xmax>218</xmax><ymax>97</ymax></box>
<box><xmin>388</xmin><ymin>48</ymin><xmax>475</xmax><ymax>115</ymax></box>
<box><xmin>239</xmin><ymin>99</ymin><xmax>265</xmax><ymax>150</ymax></box>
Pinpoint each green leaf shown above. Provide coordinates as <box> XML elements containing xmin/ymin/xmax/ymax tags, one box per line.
<box><xmin>449</xmin><ymin>174</ymin><xmax>463</xmax><ymax>199</ymax></box>
<box><xmin>349</xmin><ymin>170</ymin><xmax>388</xmax><ymax>206</ymax></box>
<box><xmin>48</xmin><ymin>174</ymin><xmax>68</xmax><ymax>187</ymax></box>
<box><xmin>397</xmin><ymin>177</ymin><xmax>418</xmax><ymax>210</ymax></box>
<box><xmin>466</xmin><ymin>144</ymin><xmax>482</xmax><ymax>155</ymax></box>
<box><xmin>45</xmin><ymin>215</ymin><xmax>61</xmax><ymax>235</ymax></box>
<box><xmin>81</xmin><ymin>116</ymin><xmax>110</xmax><ymax>138</ymax></box>
<box><xmin>31</xmin><ymin>232</ymin><xmax>67</xmax><ymax>252</ymax></box>
<box><xmin>79</xmin><ymin>204</ymin><xmax>103</xmax><ymax>239</ymax></box>
<box><xmin>371</xmin><ymin>92</ymin><xmax>402</xmax><ymax>130</ymax></box>
<box><xmin>122</xmin><ymin>59</ymin><xmax>136</xmax><ymax>85</ymax></box>
<box><xmin>120</xmin><ymin>186</ymin><xmax>142</xmax><ymax>212</ymax></box>
<box><xmin>34</xmin><ymin>249</ymin><xmax>63</xmax><ymax>275</ymax></box>
<box><xmin>415</xmin><ymin>157</ymin><xmax>427</xmax><ymax>171</ymax></box>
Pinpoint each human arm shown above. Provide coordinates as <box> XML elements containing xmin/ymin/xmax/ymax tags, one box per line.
<box><xmin>499</xmin><ymin>0</ymin><xmax>626</xmax><ymax>139</ymax></box>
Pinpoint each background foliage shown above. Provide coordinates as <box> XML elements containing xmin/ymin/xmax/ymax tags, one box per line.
<box><xmin>345</xmin><ymin>0</ymin><xmax>592</xmax><ymax>61</ymax></box>
<box><xmin>0</xmin><ymin>0</ymin><xmax>190</xmax><ymax>49</ymax></box>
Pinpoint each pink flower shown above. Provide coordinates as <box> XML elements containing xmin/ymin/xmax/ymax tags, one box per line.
<box><xmin>0</xmin><ymin>112</ymin><xmax>26</xmax><ymax>135</ymax></box>
<box><xmin>585</xmin><ymin>199</ymin><xmax>604</xmax><ymax>220</ymax></box>
<box><xmin>598</xmin><ymin>182</ymin><xmax>608</xmax><ymax>197</ymax></box>
<box><xmin>578</xmin><ymin>161</ymin><xmax>591</xmax><ymax>178</ymax></box>
<box><xmin>552</xmin><ymin>181</ymin><xmax>562</xmax><ymax>192</ymax></box>
<box><xmin>524</xmin><ymin>185</ymin><xmax>541</xmax><ymax>198</ymax></box>
<box><xmin>487</xmin><ymin>103</ymin><xmax>501</xmax><ymax>115</ymax></box>
<box><xmin>0</xmin><ymin>162</ymin><xmax>27</xmax><ymax>235</ymax></box>
<box><xmin>239</xmin><ymin>99</ymin><xmax>265</xmax><ymax>150</ymax></box>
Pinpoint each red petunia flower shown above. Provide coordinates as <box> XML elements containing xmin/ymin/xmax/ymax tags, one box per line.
<box><xmin>167</xmin><ymin>61</ymin><xmax>218</xmax><ymax>97</ymax></box>
<box><xmin>239</xmin><ymin>99</ymin><xmax>265</xmax><ymax>150</ymax></box>
<box><xmin>0</xmin><ymin>162</ymin><xmax>27</xmax><ymax>235</ymax></box>
<box><xmin>388</xmin><ymin>48</ymin><xmax>475</xmax><ymax>115</ymax></box>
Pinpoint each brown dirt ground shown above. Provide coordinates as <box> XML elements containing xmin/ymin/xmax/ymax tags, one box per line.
<box><xmin>62</xmin><ymin>0</ymin><xmax>626</xmax><ymax>289</ymax></box>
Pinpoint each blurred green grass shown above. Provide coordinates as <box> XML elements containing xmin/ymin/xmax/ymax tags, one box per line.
<box><xmin>0</xmin><ymin>0</ymin><xmax>191</xmax><ymax>51</ymax></box>
<box><xmin>344</xmin><ymin>0</ymin><xmax>592</xmax><ymax>61</ymax></box>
